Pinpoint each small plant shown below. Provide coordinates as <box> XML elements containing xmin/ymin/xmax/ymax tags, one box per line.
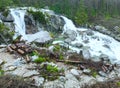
<box><xmin>49</xmin><ymin>32</ymin><xmax>54</xmax><ymax>38</ymax></box>
<box><xmin>0</xmin><ymin>69</ymin><xmax>4</xmax><ymax>76</ymax></box>
<box><xmin>2</xmin><ymin>9</ymin><xmax>9</xmax><ymax>17</ymax></box>
<box><xmin>34</xmin><ymin>57</ymin><xmax>46</xmax><ymax>63</ymax></box>
<box><xmin>46</xmin><ymin>65</ymin><xmax>59</xmax><ymax>73</ymax></box>
<box><xmin>30</xmin><ymin>50</ymin><xmax>39</xmax><ymax>56</ymax></box>
<box><xmin>53</xmin><ymin>44</ymin><xmax>61</xmax><ymax>52</ymax></box>
<box><xmin>59</xmin><ymin>53</ymin><xmax>64</xmax><ymax>60</ymax></box>
<box><xmin>91</xmin><ymin>71</ymin><xmax>98</xmax><ymax>78</ymax></box>
<box><xmin>27</xmin><ymin>10</ymin><xmax>46</xmax><ymax>24</ymax></box>
<box><xmin>117</xmin><ymin>82</ymin><xmax>120</xmax><ymax>86</ymax></box>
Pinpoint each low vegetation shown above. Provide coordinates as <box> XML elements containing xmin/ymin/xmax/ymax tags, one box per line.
<box><xmin>27</xmin><ymin>10</ymin><xmax>46</xmax><ymax>24</ymax></box>
<box><xmin>0</xmin><ymin>75</ymin><xmax>37</xmax><ymax>88</ymax></box>
<box><xmin>82</xmin><ymin>78</ymin><xmax>120</xmax><ymax>88</ymax></box>
<box><xmin>0</xmin><ymin>23</ymin><xmax>14</xmax><ymax>44</ymax></box>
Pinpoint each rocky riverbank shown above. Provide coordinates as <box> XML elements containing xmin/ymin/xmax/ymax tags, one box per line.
<box><xmin>0</xmin><ymin>7</ymin><xmax>120</xmax><ymax>88</ymax></box>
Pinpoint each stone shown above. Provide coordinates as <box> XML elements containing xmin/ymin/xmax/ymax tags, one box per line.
<box><xmin>32</xmin><ymin>76</ymin><xmax>44</xmax><ymax>86</ymax></box>
<box><xmin>1</xmin><ymin>13</ymin><xmax>14</xmax><ymax>22</ymax></box>
<box><xmin>64</xmin><ymin>30</ymin><xmax>77</xmax><ymax>41</ymax></box>
<box><xmin>79</xmin><ymin>75</ymin><xmax>96</xmax><ymax>86</ymax></box>
<box><xmin>99</xmin><ymin>54</ymin><xmax>109</xmax><ymax>61</ymax></box>
<box><xmin>82</xmin><ymin>49</ymin><xmax>91</xmax><ymax>59</ymax></box>
<box><xmin>23</xmin><ymin>70</ymin><xmax>39</xmax><ymax>78</ymax></box>
<box><xmin>0</xmin><ymin>59</ymin><xmax>4</xmax><ymax>66</ymax></box>
<box><xmin>0</xmin><ymin>44</ymin><xmax>7</xmax><ymax>48</ymax></box>
<box><xmin>65</xmin><ymin>73</ymin><xmax>80</xmax><ymax>88</ymax></box>
<box><xmin>5</xmin><ymin>65</ymin><xmax>17</xmax><ymax>71</ymax></box>
<box><xmin>70</xmin><ymin>69</ymin><xmax>80</xmax><ymax>76</ymax></box>
<box><xmin>95</xmin><ymin>25</ymin><xmax>106</xmax><ymax>31</ymax></box>
<box><xmin>44</xmin><ymin>80</ymin><xmax>64</xmax><ymax>88</ymax></box>
<box><xmin>98</xmin><ymin>71</ymin><xmax>107</xmax><ymax>77</ymax></box>
<box><xmin>83</xmin><ymin>69</ymin><xmax>91</xmax><ymax>74</ymax></box>
<box><xmin>73</xmin><ymin>43</ymin><xmax>83</xmax><ymax>48</ymax></box>
<box><xmin>59</xmin><ymin>76</ymin><xmax>66</xmax><ymax>83</ymax></box>
<box><xmin>86</xmin><ymin>30</ymin><xmax>94</xmax><ymax>36</ymax></box>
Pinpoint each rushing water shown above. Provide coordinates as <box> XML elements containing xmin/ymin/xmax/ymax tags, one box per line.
<box><xmin>59</xmin><ymin>16</ymin><xmax>120</xmax><ymax>64</ymax></box>
<box><xmin>10</xmin><ymin>8</ymin><xmax>120</xmax><ymax>64</ymax></box>
<box><xmin>10</xmin><ymin>8</ymin><xmax>51</xmax><ymax>43</ymax></box>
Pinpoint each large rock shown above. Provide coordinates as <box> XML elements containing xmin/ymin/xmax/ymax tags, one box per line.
<box><xmin>46</xmin><ymin>15</ymin><xmax>65</xmax><ymax>33</ymax></box>
<box><xmin>0</xmin><ymin>13</ymin><xmax>14</xmax><ymax>22</ymax></box>
<box><xmin>63</xmin><ymin>30</ymin><xmax>77</xmax><ymax>41</ymax></box>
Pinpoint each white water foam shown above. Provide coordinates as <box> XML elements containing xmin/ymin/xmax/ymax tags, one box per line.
<box><xmin>10</xmin><ymin>8</ymin><xmax>51</xmax><ymax>43</ymax></box>
<box><xmin>56</xmin><ymin>16</ymin><xmax>120</xmax><ymax>64</ymax></box>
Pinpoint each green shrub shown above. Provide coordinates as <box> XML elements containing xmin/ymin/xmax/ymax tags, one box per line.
<box><xmin>34</xmin><ymin>57</ymin><xmax>46</xmax><ymax>63</ymax></box>
<box><xmin>27</xmin><ymin>10</ymin><xmax>46</xmax><ymax>24</ymax></box>
<box><xmin>46</xmin><ymin>65</ymin><xmax>58</xmax><ymax>73</ymax></box>
<box><xmin>2</xmin><ymin>10</ymin><xmax>9</xmax><ymax>17</ymax></box>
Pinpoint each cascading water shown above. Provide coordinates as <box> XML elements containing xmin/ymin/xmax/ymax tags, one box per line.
<box><xmin>54</xmin><ymin>16</ymin><xmax>120</xmax><ymax>64</ymax></box>
<box><xmin>10</xmin><ymin>8</ymin><xmax>120</xmax><ymax>64</ymax></box>
<box><xmin>10</xmin><ymin>8</ymin><xmax>51</xmax><ymax>43</ymax></box>
<box><xmin>10</xmin><ymin>9</ymin><xmax>26</xmax><ymax>40</ymax></box>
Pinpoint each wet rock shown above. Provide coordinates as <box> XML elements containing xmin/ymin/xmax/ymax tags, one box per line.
<box><xmin>91</xmin><ymin>56</ymin><xmax>101</xmax><ymax>62</ymax></box>
<box><xmin>70</xmin><ymin>69</ymin><xmax>80</xmax><ymax>76</ymax></box>
<box><xmin>82</xmin><ymin>49</ymin><xmax>91</xmax><ymax>59</ymax></box>
<box><xmin>23</xmin><ymin>70</ymin><xmax>39</xmax><ymax>78</ymax></box>
<box><xmin>95</xmin><ymin>25</ymin><xmax>107</xmax><ymax>31</ymax></box>
<box><xmin>86</xmin><ymin>30</ymin><xmax>94</xmax><ymax>36</ymax></box>
<box><xmin>1</xmin><ymin>13</ymin><xmax>14</xmax><ymax>22</ymax></box>
<box><xmin>46</xmin><ymin>15</ymin><xmax>65</xmax><ymax>33</ymax></box>
<box><xmin>64</xmin><ymin>30</ymin><xmax>77</xmax><ymax>41</ymax></box>
<box><xmin>114</xmin><ymin>26</ymin><xmax>120</xmax><ymax>33</ymax></box>
<box><xmin>100</xmin><ymin>54</ymin><xmax>109</xmax><ymax>61</ymax></box>
<box><xmin>73</xmin><ymin>43</ymin><xmax>83</xmax><ymax>48</ymax></box>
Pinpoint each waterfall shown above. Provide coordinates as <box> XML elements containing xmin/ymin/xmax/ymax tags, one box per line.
<box><xmin>10</xmin><ymin>8</ymin><xmax>120</xmax><ymax>64</ymax></box>
<box><xmin>10</xmin><ymin>8</ymin><xmax>51</xmax><ymax>43</ymax></box>
<box><xmin>10</xmin><ymin>9</ymin><xmax>26</xmax><ymax>40</ymax></box>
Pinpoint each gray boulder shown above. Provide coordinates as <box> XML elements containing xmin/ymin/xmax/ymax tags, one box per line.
<box><xmin>0</xmin><ymin>13</ymin><xmax>14</xmax><ymax>22</ymax></box>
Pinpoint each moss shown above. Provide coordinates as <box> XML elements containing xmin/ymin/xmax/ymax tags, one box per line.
<box><xmin>2</xmin><ymin>9</ymin><xmax>9</xmax><ymax>17</ymax></box>
<box><xmin>27</xmin><ymin>9</ymin><xmax>46</xmax><ymax>24</ymax></box>
<box><xmin>46</xmin><ymin>65</ymin><xmax>58</xmax><ymax>73</ymax></box>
